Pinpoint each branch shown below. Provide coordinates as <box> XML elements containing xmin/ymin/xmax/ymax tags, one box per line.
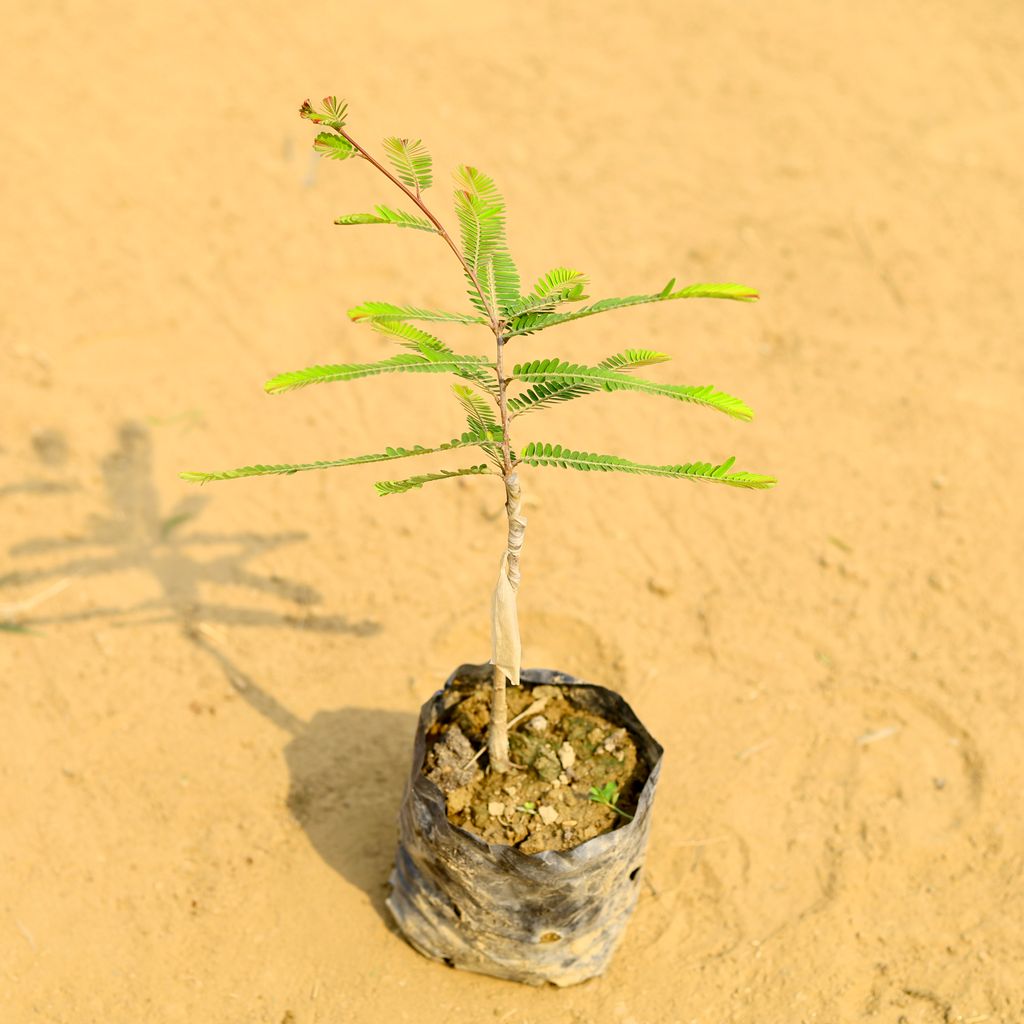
<box><xmin>336</xmin><ymin>129</ymin><xmax>498</xmax><ymax>331</ymax></box>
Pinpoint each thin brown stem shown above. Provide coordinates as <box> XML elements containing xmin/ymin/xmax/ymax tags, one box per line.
<box><xmin>487</xmin><ymin>329</ymin><xmax>527</xmax><ymax>773</ymax></box>
<box><xmin>337</xmin><ymin>129</ymin><xmax>497</xmax><ymax>333</ymax></box>
<box><xmin>488</xmin><ymin>665</ymin><xmax>511</xmax><ymax>773</ymax></box>
<box><xmin>336</xmin><ymin>124</ymin><xmax>526</xmax><ymax>774</ymax></box>
<box><xmin>494</xmin><ymin>333</ymin><xmax>514</xmax><ymax>476</ymax></box>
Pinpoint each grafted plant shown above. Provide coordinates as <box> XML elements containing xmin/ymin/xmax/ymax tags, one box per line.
<box><xmin>182</xmin><ymin>97</ymin><xmax>776</xmax><ymax>773</ymax></box>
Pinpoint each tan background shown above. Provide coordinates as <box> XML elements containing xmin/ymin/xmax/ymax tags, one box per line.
<box><xmin>2</xmin><ymin>2</ymin><xmax>1023</xmax><ymax>1022</ymax></box>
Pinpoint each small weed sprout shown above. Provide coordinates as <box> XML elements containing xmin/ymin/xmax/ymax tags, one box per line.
<box><xmin>588</xmin><ymin>781</ymin><xmax>634</xmax><ymax>821</ymax></box>
<box><xmin>182</xmin><ymin>97</ymin><xmax>775</xmax><ymax>776</ymax></box>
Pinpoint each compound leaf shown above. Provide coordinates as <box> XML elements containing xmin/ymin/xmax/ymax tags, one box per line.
<box><xmin>348</xmin><ymin>301</ymin><xmax>486</xmax><ymax>325</ymax></box>
<box><xmin>486</xmin><ymin>252</ymin><xmax>522</xmax><ymax>316</ymax></box>
<box><xmin>375</xmin><ymin>465</ymin><xmax>493</xmax><ymax>496</ymax></box>
<box><xmin>313</xmin><ymin>132</ymin><xmax>357</xmax><ymax>161</ymax></box>
<box><xmin>369</xmin><ymin>319</ymin><xmax>452</xmax><ymax>353</ymax></box>
<box><xmin>181</xmin><ymin>431</ymin><xmax>499</xmax><ymax>484</ymax></box>
<box><xmin>506</xmin><ymin>281</ymin><xmax>759</xmax><ymax>336</ymax></box>
<box><xmin>597</xmin><ymin>349</ymin><xmax>671</xmax><ymax>371</ymax></box>
<box><xmin>300</xmin><ymin>96</ymin><xmax>349</xmax><ymax>130</ymax></box>
<box><xmin>519</xmin><ymin>444</ymin><xmax>776</xmax><ymax>489</ymax></box>
<box><xmin>452</xmin><ymin>384</ymin><xmax>498</xmax><ymax>433</ymax></box>
<box><xmin>335</xmin><ymin>205</ymin><xmax>436</xmax><ymax>232</ymax></box>
<box><xmin>510</xmin><ymin>359</ymin><xmax>753</xmax><ymax>421</ymax></box>
<box><xmin>509</xmin><ymin>350</ymin><xmax>672</xmax><ymax>415</ymax></box>
<box><xmin>382</xmin><ymin>137</ymin><xmax>433</xmax><ymax>193</ymax></box>
<box><xmin>264</xmin><ymin>352</ymin><xmax>494</xmax><ymax>395</ymax></box>
<box><xmin>501</xmin><ymin>267</ymin><xmax>589</xmax><ymax>319</ymax></box>
<box><xmin>453</xmin><ymin>165</ymin><xmax>519</xmax><ymax>315</ymax></box>
<box><xmin>368</xmin><ymin>321</ymin><xmax>498</xmax><ymax>395</ymax></box>
<box><xmin>451</xmin><ymin>384</ymin><xmax>503</xmax><ymax>468</ymax></box>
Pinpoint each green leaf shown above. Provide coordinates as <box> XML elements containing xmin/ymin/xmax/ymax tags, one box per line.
<box><xmin>348</xmin><ymin>301</ymin><xmax>486</xmax><ymax>325</ymax></box>
<box><xmin>181</xmin><ymin>431</ymin><xmax>498</xmax><ymax>484</ymax></box>
<box><xmin>451</xmin><ymin>385</ymin><xmax>502</xmax><ymax>468</ymax></box>
<box><xmin>597</xmin><ymin>349</ymin><xmax>671</xmax><ymax>371</ymax></box>
<box><xmin>452</xmin><ymin>384</ymin><xmax>497</xmax><ymax>433</ymax></box>
<box><xmin>588</xmin><ymin>780</ymin><xmax>634</xmax><ymax>820</ymax></box>
<box><xmin>519</xmin><ymin>443</ymin><xmax>776</xmax><ymax>489</ymax></box>
<box><xmin>334</xmin><ymin>205</ymin><xmax>436</xmax><ymax>232</ymax></box>
<box><xmin>368</xmin><ymin>321</ymin><xmax>499</xmax><ymax>395</ymax></box>
<box><xmin>501</xmin><ymin>267</ymin><xmax>589</xmax><ymax>319</ymax></box>
<box><xmin>264</xmin><ymin>352</ymin><xmax>494</xmax><ymax>395</ymax></box>
<box><xmin>507</xmin><ymin>379</ymin><xmax>594</xmax><ymax>416</ymax></box>
<box><xmin>511</xmin><ymin>359</ymin><xmax>753</xmax><ymax>421</ymax></box>
<box><xmin>485</xmin><ymin>252</ymin><xmax>522</xmax><ymax>316</ymax></box>
<box><xmin>382</xmin><ymin>137</ymin><xmax>433</xmax><ymax>193</ymax></box>
<box><xmin>532</xmin><ymin>267</ymin><xmax>590</xmax><ymax>299</ymax></box>
<box><xmin>453</xmin><ymin>165</ymin><xmax>505</xmax><ymax>271</ymax></box>
<box><xmin>375</xmin><ymin>465</ymin><xmax>493</xmax><ymax>496</ymax></box>
<box><xmin>300</xmin><ymin>96</ymin><xmax>349</xmax><ymax>130</ymax></box>
<box><xmin>313</xmin><ymin>132</ymin><xmax>357</xmax><ymax>161</ymax></box>
<box><xmin>508</xmin><ymin>351</ymin><xmax>672</xmax><ymax>416</ymax></box>
<box><xmin>452</xmin><ymin>165</ymin><xmax>519</xmax><ymax>315</ymax></box>
<box><xmin>369</xmin><ymin>319</ymin><xmax>454</xmax><ymax>354</ymax></box>
<box><xmin>506</xmin><ymin>281</ymin><xmax>759</xmax><ymax>336</ymax></box>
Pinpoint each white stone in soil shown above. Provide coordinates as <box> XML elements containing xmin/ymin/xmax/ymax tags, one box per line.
<box><xmin>557</xmin><ymin>741</ymin><xmax>576</xmax><ymax>769</ymax></box>
<box><xmin>488</xmin><ymin>801</ymin><xmax>505</xmax><ymax>817</ymax></box>
<box><xmin>538</xmin><ymin>805</ymin><xmax>559</xmax><ymax>825</ymax></box>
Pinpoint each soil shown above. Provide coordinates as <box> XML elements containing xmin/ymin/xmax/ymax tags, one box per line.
<box><xmin>424</xmin><ymin>682</ymin><xmax>640</xmax><ymax>853</ymax></box>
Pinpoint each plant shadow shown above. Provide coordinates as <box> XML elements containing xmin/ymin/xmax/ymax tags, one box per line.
<box><xmin>191</xmin><ymin>628</ymin><xmax>416</xmax><ymax>920</ymax></box>
<box><xmin>285</xmin><ymin>706</ymin><xmax>417</xmax><ymax>919</ymax></box>
<box><xmin>5</xmin><ymin>420</ymin><xmax>406</xmax><ymax>916</ymax></box>
<box><xmin>2</xmin><ymin>420</ymin><xmax>378</xmax><ymax>639</ymax></box>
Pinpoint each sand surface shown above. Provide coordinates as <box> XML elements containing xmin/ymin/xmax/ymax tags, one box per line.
<box><xmin>3</xmin><ymin>2</ymin><xmax>1023</xmax><ymax>1021</ymax></box>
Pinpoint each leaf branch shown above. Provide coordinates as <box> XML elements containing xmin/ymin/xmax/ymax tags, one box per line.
<box><xmin>332</xmin><ymin>128</ymin><xmax>498</xmax><ymax>330</ymax></box>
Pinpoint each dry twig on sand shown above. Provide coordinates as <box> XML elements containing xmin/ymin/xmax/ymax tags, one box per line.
<box><xmin>0</xmin><ymin>578</ymin><xmax>72</xmax><ymax>627</ymax></box>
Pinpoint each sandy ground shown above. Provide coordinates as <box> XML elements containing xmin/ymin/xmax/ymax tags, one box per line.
<box><xmin>2</xmin><ymin>1</ymin><xmax>1023</xmax><ymax>1021</ymax></box>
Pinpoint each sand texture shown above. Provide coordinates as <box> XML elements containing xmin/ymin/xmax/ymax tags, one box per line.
<box><xmin>2</xmin><ymin>2</ymin><xmax>1023</xmax><ymax>1021</ymax></box>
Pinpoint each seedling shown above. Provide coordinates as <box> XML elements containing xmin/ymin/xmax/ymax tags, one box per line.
<box><xmin>182</xmin><ymin>97</ymin><xmax>775</xmax><ymax>777</ymax></box>
<box><xmin>588</xmin><ymin>781</ymin><xmax>634</xmax><ymax>821</ymax></box>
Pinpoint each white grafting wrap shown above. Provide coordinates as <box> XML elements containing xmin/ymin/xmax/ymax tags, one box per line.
<box><xmin>504</xmin><ymin>472</ymin><xmax>526</xmax><ymax>591</ymax></box>
<box><xmin>491</xmin><ymin>473</ymin><xmax>526</xmax><ymax>686</ymax></box>
<box><xmin>491</xmin><ymin>551</ymin><xmax>521</xmax><ymax>686</ymax></box>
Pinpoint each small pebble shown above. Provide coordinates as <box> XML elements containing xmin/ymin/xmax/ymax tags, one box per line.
<box><xmin>528</xmin><ymin>715</ymin><xmax>548</xmax><ymax>733</ymax></box>
<box><xmin>448</xmin><ymin>788</ymin><xmax>470</xmax><ymax>814</ymax></box>
<box><xmin>558</xmin><ymin>772</ymin><xmax>569</xmax><ymax>785</ymax></box>
<box><xmin>558</xmin><ymin>741</ymin><xmax>576</xmax><ymax>769</ymax></box>
<box><xmin>538</xmin><ymin>806</ymin><xmax>559</xmax><ymax>825</ymax></box>
<box><xmin>488</xmin><ymin>801</ymin><xmax>505</xmax><ymax>817</ymax></box>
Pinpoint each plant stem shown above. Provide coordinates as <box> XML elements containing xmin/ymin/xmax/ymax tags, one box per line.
<box><xmin>342</xmin><ymin>127</ymin><xmax>525</xmax><ymax>773</ymax></box>
<box><xmin>488</xmin><ymin>665</ymin><xmax>511</xmax><ymax>773</ymax></box>
<box><xmin>336</xmin><ymin>129</ymin><xmax>497</xmax><ymax>333</ymax></box>
<box><xmin>487</xmin><ymin>331</ymin><xmax>527</xmax><ymax>773</ymax></box>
